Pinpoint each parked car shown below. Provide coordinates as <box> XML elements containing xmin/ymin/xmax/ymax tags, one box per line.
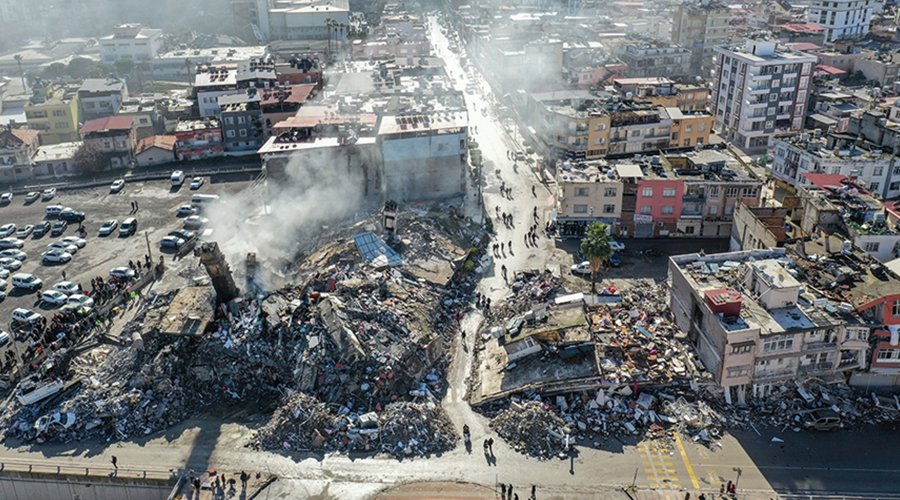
<box><xmin>171</xmin><ymin>170</ymin><xmax>185</xmax><ymax>187</ymax></box>
<box><xmin>160</xmin><ymin>236</ymin><xmax>186</xmax><ymax>249</ymax></box>
<box><xmin>168</xmin><ymin>229</ymin><xmax>195</xmax><ymax>241</ymax></box>
<box><xmin>109</xmin><ymin>267</ymin><xmax>136</xmax><ymax>279</ymax></box>
<box><xmin>0</xmin><ymin>193</ymin><xmax>11</xmax><ymax>204</ymax></box>
<box><xmin>41</xmin><ymin>188</ymin><xmax>56</xmax><ymax>200</ymax></box>
<box><xmin>0</xmin><ymin>330</ymin><xmax>9</xmax><ymax>346</ymax></box>
<box><xmin>58</xmin><ymin>209</ymin><xmax>85</xmax><ymax>223</ymax></box>
<box><xmin>570</xmin><ymin>261</ymin><xmax>593</xmax><ymax>275</ymax></box>
<box><xmin>66</xmin><ymin>294</ymin><xmax>94</xmax><ymax>311</ymax></box>
<box><xmin>176</xmin><ymin>205</ymin><xmax>198</xmax><ymax>217</ymax></box>
<box><xmin>98</xmin><ymin>219</ymin><xmax>118</xmax><ymax>236</ymax></box>
<box><xmin>50</xmin><ymin>221</ymin><xmax>68</xmax><ymax>236</ymax></box>
<box><xmin>15</xmin><ymin>225</ymin><xmax>33</xmax><ymax>238</ymax></box>
<box><xmin>0</xmin><ymin>269</ymin><xmax>9</xmax><ymax>280</ymax></box>
<box><xmin>47</xmin><ymin>242</ymin><xmax>78</xmax><ymax>254</ymax></box>
<box><xmin>189</xmin><ymin>177</ymin><xmax>204</xmax><ymax>190</ymax></box>
<box><xmin>59</xmin><ymin>236</ymin><xmax>86</xmax><ymax>248</ymax></box>
<box><xmin>11</xmin><ymin>308</ymin><xmax>41</xmax><ymax>324</ymax></box>
<box><xmin>0</xmin><ymin>238</ymin><xmax>24</xmax><ymax>249</ymax></box>
<box><xmin>0</xmin><ymin>257</ymin><xmax>22</xmax><ymax>271</ymax></box>
<box><xmin>32</xmin><ymin>221</ymin><xmax>51</xmax><ymax>237</ymax></box>
<box><xmin>11</xmin><ymin>273</ymin><xmax>42</xmax><ymax>291</ymax></box>
<box><xmin>41</xmin><ymin>249</ymin><xmax>72</xmax><ymax>264</ymax></box>
<box><xmin>799</xmin><ymin>409</ymin><xmax>842</xmax><ymax>431</ymax></box>
<box><xmin>0</xmin><ymin>223</ymin><xmax>16</xmax><ymax>237</ymax></box>
<box><xmin>609</xmin><ymin>240</ymin><xmax>625</xmax><ymax>252</ymax></box>
<box><xmin>119</xmin><ymin>218</ymin><xmax>137</xmax><ymax>237</ymax></box>
<box><xmin>24</xmin><ymin>192</ymin><xmax>39</xmax><ymax>203</ymax></box>
<box><xmin>45</xmin><ymin>205</ymin><xmax>64</xmax><ymax>218</ymax></box>
<box><xmin>52</xmin><ymin>281</ymin><xmax>80</xmax><ymax>295</ymax></box>
<box><xmin>110</xmin><ymin>179</ymin><xmax>125</xmax><ymax>193</ymax></box>
<box><xmin>183</xmin><ymin>215</ymin><xmax>208</xmax><ymax>230</ymax></box>
<box><xmin>40</xmin><ymin>290</ymin><xmax>69</xmax><ymax>306</ymax></box>
<box><xmin>0</xmin><ymin>249</ymin><xmax>25</xmax><ymax>261</ymax></box>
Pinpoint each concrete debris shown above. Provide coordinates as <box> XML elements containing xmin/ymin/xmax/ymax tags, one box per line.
<box><xmin>490</xmin><ymin>400</ymin><xmax>569</xmax><ymax>459</ymax></box>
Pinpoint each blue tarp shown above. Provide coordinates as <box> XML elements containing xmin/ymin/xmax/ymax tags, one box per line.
<box><xmin>353</xmin><ymin>231</ymin><xmax>404</xmax><ymax>267</ymax></box>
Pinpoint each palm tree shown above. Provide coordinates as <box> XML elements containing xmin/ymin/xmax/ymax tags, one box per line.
<box><xmin>579</xmin><ymin>222</ymin><xmax>612</xmax><ymax>295</ymax></box>
<box><xmin>185</xmin><ymin>58</ymin><xmax>193</xmax><ymax>89</ymax></box>
<box><xmin>14</xmin><ymin>54</ymin><xmax>26</xmax><ymax>93</ymax></box>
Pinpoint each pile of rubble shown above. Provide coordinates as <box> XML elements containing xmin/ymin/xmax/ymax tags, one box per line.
<box><xmin>251</xmin><ymin>395</ymin><xmax>456</xmax><ymax>458</ymax></box>
<box><xmin>490</xmin><ymin>400</ymin><xmax>569</xmax><ymax>458</ymax></box>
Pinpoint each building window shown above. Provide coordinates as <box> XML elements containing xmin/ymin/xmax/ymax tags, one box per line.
<box><xmin>865</xmin><ymin>242</ymin><xmax>881</xmax><ymax>253</ymax></box>
<box><xmin>225</xmin><ymin>117</ymin><xmax>234</xmax><ymax>125</ymax></box>
<box><xmin>683</xmin><ymin>138</ymin><xmax>691</xmax><ymax>147</ymax></box>
<box><xmin>671</xmin><ymin>132</ymin><xmax>679</xmax><ymax>141</ymax></box>
<box><xmin>574</xmin><ymin>187</ymin><xmax>589</xmax><ymax>197</ymax></box>
<box><xmin>708</xmin><ymin>204</ymin><xmax>718</xmax><ymax>216</ymax></box>
<box><xmin>226</xmin><ymin>130</ymin><xmax>235</xmax><ymax>138</ymax></box>
<box><xmin>239</xmin><ymin>129</ymin><xmax>247</xmax><ymax>137</ymax></box>
<box><xmin>763</xmin><ymin>336</ymin><xmax>794</xmax><ymax>352</ymax></box>
<box><xmin>603</xmin><ymin>204</ymin><xmax>615</xmax><ymax>214</ymax></box>
<box><xmin>663</xmin><ymin>188</ymin><xmax>676</xmax><ymax>197</ymax></box>
<box><xmin>727</xmin><ymin>366</ymin><xmax>750</xmax><ymax>378</ymax></box>
<box><xmin>640</xmin><ymin>206</ymin><xmax>652</xmax><ymax>215</ymax></box>
<box><xmin>874</xmin><ymin>167</ymin><xmax>884</xmax><ymax>176</ymax></box>
<box><xmin>237</xmin><ymin>116</ymin><xmax>246</xmax><ymax>124</ymax></box>
<box><xmin>870</xmin><ymin>182</ymin><xmax>880</xmax><ymax>191</ymax></box>
<box><xmin>725</xmin><ymin>187</ymin><xmax>739</xmax><ymax>198</ymax></box>
<box><xmin>642</xmin><ymin>187</ymin><xmax>653</xmax><ymax>197</ymax></box>
<box><xmin>877</xmin><ymin>349</ymin><xmax>900</xmax><ymax>361</ymax></box>
<box><xmin>573</xmin><ymin>204</ymin><xmax>588</xmax><ymax>214</ymax></box>
<box><xmin>685</xmin><ymin>124</ymin><xmax>693</xmax><ymax>132</ymax></box>
<box><xmin>731</xmin><ymin>344</ymin><xmax>752</xmax><ymax>354</ymax></box>
<box><xmin>708</xmin><ymin>186</ymin><xmax>720</xmax><ymax>197</ymax></box>
<box><xmin>604</xmin><ymin>187</ymin><xmax>617</xmax><ymax>197</ymax></box>
<box><xmin>661</xmin><ymin>205</ymin><xmax>674</xmax><ymax>215</ymax></box>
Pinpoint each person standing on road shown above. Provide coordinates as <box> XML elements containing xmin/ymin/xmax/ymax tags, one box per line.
<box><xmin>111</xmin><ymin>456</ymin><xmax>117</xmax><ymax>469</ymax></box>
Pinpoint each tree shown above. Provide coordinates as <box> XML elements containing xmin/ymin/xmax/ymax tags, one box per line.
<box><xmin>14</xmin><ymin>54</ymin><xmax>26</xmax><ymax>93</ymax></box>
<box><xmin>41</xmin><ymin>62</ymin><xmax>67</xmax><ymax>80</ymax></box>
<box><xmin>579</xmin><ymin>222</ymin><xmax>612</xmax><ymax>295</ymax></box>
<box><xmin>73</xmin><ymin>144</ymin><xmax>109</xmax><ymax>174</ymax></box>
<box><xmin>114</xmin><ymin>60</ymin><xmax>134</xmax><ymax>79</ymax></box>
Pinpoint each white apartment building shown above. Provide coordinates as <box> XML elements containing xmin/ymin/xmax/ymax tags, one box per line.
<box><xmin>253</xmin><ymin>0</ymin><xmax>350</xmax><ymax>42</ymax></box>
<box><xmin>99</xmin><ymin>24</ymin><xmax>164</xmax><ymax>63</ymax></box>
<box><xmin>712</xmin><ymin>39</ymin><xmax>816</xmax><ymax>152</ymax></box>
<box><xmin>807</xmin><ymin>0</ymin><xmax>879</xmax><ymax>42</ymax></box>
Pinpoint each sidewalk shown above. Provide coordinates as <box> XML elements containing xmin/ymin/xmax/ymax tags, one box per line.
<box><xmin>632</xmin><ymin>489</ymin><xmax>777</xmax><ymax>500</ymax></box>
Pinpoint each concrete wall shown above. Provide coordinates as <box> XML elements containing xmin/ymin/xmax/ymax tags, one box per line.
<box><xmin>381</xmin><ymin>132</ymin><xmax>467</xmax><ymax>201</ymax></box>
<box><xmin>0</xmin><ymin>472</ymin><xmax>171</xmax><ymax>500</ymax></box>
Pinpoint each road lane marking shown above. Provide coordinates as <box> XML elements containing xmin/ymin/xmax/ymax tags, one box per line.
<box><xmin>674</xmin><ymin>432</ymin><xmax>700</xmax><ymax>489</ymax></box>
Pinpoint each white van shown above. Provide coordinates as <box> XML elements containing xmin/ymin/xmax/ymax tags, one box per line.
<box><xmin>45</xmin><ymin>205</ymin><xmax>65</xmax><ymax>218</ymax></box>
<box><xmin>191</xmin><ymin>194</ymin><xmax>220</xmax><ymax>204</ymax></box>
<box><xmin>12</xmin><ymin>273</ymin><xmax>42</xmax><ymax>291</ymax></box>
<box><xmin>170</xmin><ymin>170</ymin><xmax>185</xmax><ymax>187</ymax></box>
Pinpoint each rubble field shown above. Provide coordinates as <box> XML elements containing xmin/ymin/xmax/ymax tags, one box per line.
<box><xmin>0</xmin><ymin>209</ymin><xmax>484</xmax><ymax>459</ymax></box>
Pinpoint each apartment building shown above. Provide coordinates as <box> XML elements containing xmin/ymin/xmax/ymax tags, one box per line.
<box><xmin>618</xmin><ymin>41</ymin><xmax>692</xmax><ymax>78</ymax></box>
<box><xmin>612</xmin><ymin>78</ymin><xmax>710</xmax><ymax>113</ymax></box>
<box><xmin>78</xmin><ymin>78</ymin><xmax>128</xmax><ymax>121</ymax></box>
<box><xmin>555</xmin><ymin>162</ymin><xmax>623</xmax><ymax>238</ymax></box>
<box><xmin>607</xmin><ymin>105</ymin><xmax>673</xmax><ymax>156</ymax></box>
<box><xmin>770</xmin><ymin>133</ymin><xmax>897</xmax><ymax>199</ymax></box>
<box><xmin>194</xmin><ymin>66</ymin><xmax>241</xmax><ymax>118</ymax></box>
<box><xmin>672</xmin><ymin>0</ymin><xmax>731</xmax><ymax>74</ymax></box>
<box><xmin>807</xmin><ymin>0</ymin><xmax>878</xmax><ymax>42</ymax></box>
<box><xmin>99</xmin><ymin>24</ymin><xmax>164</xmax><ymax>63</ymax></box>
<box><xmin>0</xmin><ymin>127</ymin><xmax>39</xmax><ymax>182</ymax></box>
<box><xmin>219</xmin><ymin>91</ymin><xmax>264</xmax><ymax>153</ymax></box>
<box><xmin>24</xmin><ymin>83</ymin><xmax>80</xmax><ymax>145</ymax></box>
<box><xmin>669</xmin><ymin>247</ymin><xmax>870</xmax><ymax>403</ymax></box>
<box><xmin>256</xmin><ymin>0</ymin><xmax>350</xmax><ymax>42</ymax></box>
<box><xmin>79</xmin><ymin>116</ymin><xmax>136</xmax><ymax>169</ymax></box>
<box><xmin>665</xmin><ymin>108</ymin><xmax>714</xmax><ymax>149</ymax></box>
<box><xmin>712</xmin><ymin>39</ymin><xmax>816</xmax><ymax>152</ymax></box>
<box><xmin>174</xmin><ymin>119</ymin><xmax>223</xmax><ymax>160</ymax></box>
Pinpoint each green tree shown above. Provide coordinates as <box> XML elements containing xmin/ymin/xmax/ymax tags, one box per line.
<box><xmin>66</xmin><ymin>57</ymin><xmax>97</xmax><ymax>79</ymax></box>
<box><xmin>73</xmin><ymin>144</ymin><xmax>109</xmax><ymax>174</ymax></box>
<box><xmin>13</xmin><ymin>54</ymin><xmax>26</xmax><ymax>92</ymax></box>
<box><xmin>579</xmin><ymin>222</ymin><xmax>612</xmax><ymax>295</ymax></box>
<box><xmin>42</xmin><ymin>62</ymin><xmax>67</xmax><ymax>80</ymax></box>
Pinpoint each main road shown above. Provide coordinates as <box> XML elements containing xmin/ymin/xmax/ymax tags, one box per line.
<box><xmin>0</xmin><ymin>14</ymin><xmax>898</xmax><ymax>500</ymax></box>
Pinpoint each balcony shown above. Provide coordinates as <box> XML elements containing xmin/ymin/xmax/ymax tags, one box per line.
<box><xmin>798</xmin><ymin>362</ymin><xmax>834</xmax><ymax>374</ymax></box>
<box><xmin>753</xmin><ymin>369</ymin><xmax>795</xmax><ymax>381</ymax></box>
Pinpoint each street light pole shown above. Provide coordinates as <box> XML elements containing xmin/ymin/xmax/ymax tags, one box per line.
<box><xmin>144</xmin><ymin>230</ymin><xmax>152</xmax><ymax>262</ymax></box>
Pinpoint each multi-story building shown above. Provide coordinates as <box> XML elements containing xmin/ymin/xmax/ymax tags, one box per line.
<box><xmin>194</xmin><ymin>66</ymin><xmax>240</xmax><ymax>118</ymax></box>
<box><xmin>853</xmin><ymin>51</ymin><xmax>900</xmax><ymax>88</ymax></box>
<box><xmin>251</xmin><ymin>0</ymin><xmax>350</xmax><ymax>42</ymax></box>
<box><xmin>555</xmin><ymin>162</ymin><xmax>624</xmax><ymax>238</ymax></box>
<box><xmin>770</xmin><ymin>133</ymin><xmax>897</xmax><ymax>199</ymax></box>
<box><xmin>672</xmin><ymin>0</ymin><xmax>731</xmax><ymax>74</ymax></box>
<box><xmin>24</xmin><ymin>83</ymin><xmax>80</xmax><ymax>145</ymax></box>
<box><xmin>219</xmin><ymin>90</ymin><xmax>263</xmax><ymax>153</ymax></box>
<box><xmin>149</xmin><ymin>46</ymin><xmax>267</xmax><ymax>81</ymax></box>
<box><xmin>0</xmin><ymin>127</ymin><xmax>39</xmax><ymax>182</ymax></box>
<box><xmin>378</xmin><ymin>110</ymin><xmax>469</xmax><ymax>201</ymax></box>
<box><xmin>669</xmin><ymin>246</ymin><xmax>870</xmax><ymax>403</ymax></box>
<box><xmin>260</xmin><ymin>83</ymin><xmax>316</xmax><ymax>139</ymax></box>
<box><xmin>712</xmin><ymin>39</ymin><xmax>816</xmax><ymax>152</ymax></box>
<box><xmin>665</xmin><ymin>108</ymin><xmax>715</xmax><ymax>149</ymax></box>
<box><xmin>32</xmin><ymin>141</ymin><xmax>82</xmax><ymax>178</ymax></box>
<box><xmin>78</xmin><ymin>78</ymin><xmax>128</xmax><ymax>121</ymax></box>
<box><xmin>607</xmin><ymin>105</ymin><xmax>674</xmax><ymax>156</ymax></box>
<box><xmin>612</xmin><ymin>78</ymin><xmax>710</xmax><ymax>112</ymax></box>
<box><xmin>79</xmin><ymin>116</ymin><xmax>136</xmax><ymax>169</ymax></box>
<box><xmin>174</xmin><ymin>119</ymin><xmax>223</xmax><ymax>160</ymax></box>
<box><xmin>807</xmin><ymin>0</ymin><xmax>878</xmax><ymax>42</ymax></box>
<box><xmin>618</xmin><ymin>41</ymin><xmax>692</xmax><ymax>78</ymax></box>
<box><xmin>99</xmin><ymin>24</ymin><xmax>164</xmax><ymax>63</ymax></box>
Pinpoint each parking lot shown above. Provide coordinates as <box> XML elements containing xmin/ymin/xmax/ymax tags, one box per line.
<box><xmin>0</xmin><ymin>173</ymin><xmax>255</xmax><ymax>333</ymax></box>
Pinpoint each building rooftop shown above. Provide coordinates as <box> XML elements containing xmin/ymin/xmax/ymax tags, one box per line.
<box><xmin>557</xmin><ymin>161</ymin><xmax>619</xmax><ymax>183</ymax></box>
<box><xmin>136</xmin><ymin>135</ymin><xmax>176</xmax><ymax>154</ymax></box>
<box><xmin>34</xmin><ymin>141</ymin><xmax>81</xmax><ymax>162</ymax></box>
<box><xmin>194</xmin><ymin>67</ymin><xmax>237</xmax><ymax>88</ymax></box>
<box><xmin>80</xmin><ymin>116</ymin><xmax>134</xmax><ymax>134</ymax></box>
<box><xmin>260</xmin><ymin>84</ymin><xmax>316</xmax><ymax>107</ymax></box>
<box><xmin>175</xmin><ymin>119</ymin><xmax>220</xmax><ymax>132</ymax></box>
<box><xmin>377</xmin><ymin>110</ymin><xmax>468</xmax><ymax>136</ymax></box>
<box><xmin>79</xmin><ymin>78</ymin><xmax>126</xmax><ymax>94</ymax></box>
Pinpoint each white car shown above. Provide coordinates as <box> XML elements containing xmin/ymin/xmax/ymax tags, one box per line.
<box><xmin>40</xmin><ymin>290</ymin><xmax>69</xmax><ymax>306</ymax></box>
<box><xmin>160</xmin><ymin>236</ymin><xmax>185</xmax><ymax>249</ymax></box>
<box><xmin>41</xmin><ymin>249</ymin><xmax>72</xmax><ymax>264</ymax></box>
<box><xmin>60</xmin><ymin>236</ymin><xmax>86</xmax><ymax>248</ymax></box>
<box><xmin>0</xmin><ymin>330</ymin><xmax>9</xmax><ymax>346</ymax></box>
<box><xmin>11</xmin><ymin>308</ymin><xmax>41</xmax><ymax>324</ymax></box>
<box><xmin>0</xmin><ymin>249</ymin><xmax>26</xmax><ymax>261</ymax></box>
<box><xmin>0</xmin><ymin>238</ymin><xmax>24</xmax><ymax>249</ymax></box>
<box><xmin>109</xmin><ymin>267</ymin><xmax>136</xmax><ymax>279</ymax></box>
<box><xmin>47</xmin><ymin>242</ymin><xmax>78</xmax><ymax>254</ymax></box>
<box><xmin>15</xmin><ymin>225</ymin><xmax>33</xmax><ymax>238</ymax></box>
<box><xmin>571</xmin><ymin>261</ymin><xmax>593</xmax><ymax>275</ymax></box>
<box><xmin>24</xmin><ymin>192</ymin><xmax>39</xmax><ymax>203</ymax></box>
<box><xmin>110</xmin><ymin>179</ymin><xmax>125</xmax><ymax>193</ymax></box>
<box><xmin>0</xmin><ymin>223</ymin><xmax>15</xmax><ymax>237</ymax></box>
<box><xmin>98</xmin><ymin>219</ymin><xmax>118</xmax><ymax>236</ymax></box>
<box><xmin>0</xmin><ymin>269</ymin><xmax>10</xmax><ymax>279</ymax></box>
<box><xmin>0</xmin><ymin>257</ymin><xmax>21</xmax><ymax>271</ymax></box>
<box><xmin>183</xmin><ymin>215</ymin><xmax>208</xmax><ymax>230</ymax></box>
<box><xmin>52</xmin><ymin>281</ymin><xmax>80</xmax><ymax>295</ymax></box>
<box><xmin>176</xmin><ymin>205</ymin><xmax>198</xmax><ymax>217</ymax></box>
<box><xmin>41</xmin><ymin>188</ymin><xmax>56</xmax><ymax>200</ymax></box>
<box><xmin>66</xmin><ymin>294</ymin><xmax>94</xmax><ymax>310</ymax></box>
<box><xmin>0</xmin><ymin>193</ymin><xmax>11</xmax><ymax>204</ymax></box>
<box><xmin>190</xmin><ymin>177</ymin><xmax>204</xmax><ymax>190</ymax></box>
<box><xmin>609</xmin><ymin>240</ymin><xmax>625</xmax><ymax>252</ymax></box>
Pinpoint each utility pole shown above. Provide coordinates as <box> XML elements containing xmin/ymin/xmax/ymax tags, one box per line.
<box><xmin>144</xmin><ymin>230</ymin><xmax>152</xmax><ymax>262</ymax></box>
